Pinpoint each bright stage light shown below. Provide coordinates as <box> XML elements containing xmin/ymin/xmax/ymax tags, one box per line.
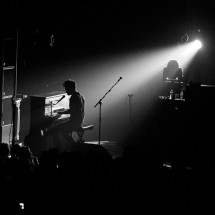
<box><xmin>178</xmin><ymin>39</ymin><xmax>202</xmax><ymax>67</ymax></box>
<box><xmin>187</xmin><ymin>39</ymin><xmax>202</xmax><ymax>53</ymax></box>
<box><xmin>193</xmin><ymin>40</ymin><xmax>202</xmax><ymax>50</ymax></box>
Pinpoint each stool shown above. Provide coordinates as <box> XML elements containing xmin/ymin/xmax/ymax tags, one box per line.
<box><xmin>75</xmin><ymin>125</ymin><xmax>94</xmax><ymax>143</ymax></box>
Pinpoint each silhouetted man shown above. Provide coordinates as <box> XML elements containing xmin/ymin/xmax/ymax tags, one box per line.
<box><xmin>46</xmin><ymin>79</ymin><xmax>85</xmax><ymax>146</ymax></box>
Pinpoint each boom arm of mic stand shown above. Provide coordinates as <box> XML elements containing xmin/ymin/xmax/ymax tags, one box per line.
<box><xmin>94</xmin><ymin>77</ymin><xmax>122</xmax><ymax>108</ymax></box>
<box><xmin>94</xmin><ymin>99</ymin><xmax>102</xmax><ymax>108</ymax></box>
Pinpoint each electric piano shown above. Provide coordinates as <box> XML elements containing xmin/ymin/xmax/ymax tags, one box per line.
<box><xmin>29</xmin><ymin>91</ymin><xmax>70</xmax><ymax>132</ymax></box>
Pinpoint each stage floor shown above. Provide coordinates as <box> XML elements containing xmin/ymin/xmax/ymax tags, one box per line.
<box><xmin>85</xmin><ymin>141</ymin><xmax>124</xmax><ymax>159</ymax></box>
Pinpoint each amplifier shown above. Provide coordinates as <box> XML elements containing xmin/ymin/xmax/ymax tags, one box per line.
<box><xmin>2</xmin><ymin>96</ymin><xmax>13</xmax><ymax>125</ymax></box>
<box><xmin>1</xmin><ymin>124</ymin><xmax>13</xmax><ymax>144</ymax></box>
<box><xmin>1</xmin><ymin>96</ymin><xmax>22</xmax><ymax>142</ymax></box>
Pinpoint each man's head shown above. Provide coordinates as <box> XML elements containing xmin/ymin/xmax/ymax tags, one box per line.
<box><xmin>63</xmin><ymin>79</ymin><xmax>76</xmax><ymax>95</ymax></box>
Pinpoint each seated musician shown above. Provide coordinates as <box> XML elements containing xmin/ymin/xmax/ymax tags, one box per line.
<box><xmin>45</xmin><ymin>79</ymin><xmax>85</xmax><ymax>145</ymax></box>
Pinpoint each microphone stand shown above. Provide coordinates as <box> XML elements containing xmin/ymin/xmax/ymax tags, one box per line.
<box><xmin>11</xmin><ymin>29</ymin><xmax>19</xmax><ymax>154</ymax></box>
<box><xmin>128</xmin><ymin>94</ymin><xmax>133</xmax><ymax>126</ymax></box>
<box><xmin>94</xmin><ymin>77</ymin><xmax>122</xmax><ymax>145</ymax></box>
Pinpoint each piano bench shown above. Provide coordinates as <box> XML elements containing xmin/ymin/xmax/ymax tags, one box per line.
<box><xmin>74</xmin><ymin>125</ymin><xmax>94</xmax><ymax>143</ymax></box>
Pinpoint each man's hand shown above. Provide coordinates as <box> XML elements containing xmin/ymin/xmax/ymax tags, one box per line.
<box><xmin>57</xmin><ymin>111</ymin><xmax>63</xmax><ymax>115</ymax></box>
<box><xmin>53</xmin><ymin>110</ymin><xmax>63</xmax><ymax>115</ymax></box>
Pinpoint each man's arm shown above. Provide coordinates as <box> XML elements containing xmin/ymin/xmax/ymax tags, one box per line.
<box><xmin>57</xmin><ymin>109</ymin><xmax>71</xmax><ymax>115</ymax></box>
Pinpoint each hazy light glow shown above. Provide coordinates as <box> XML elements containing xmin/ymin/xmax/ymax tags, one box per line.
<box><xmin>38</xmin><ymin>41</ymin><xmax>202</xmax><ymax>142</ymax></box>
<box><xmin>75</xmin><ymin>43</ymin><xmax>201</xmax><ymax>141</ymax></box>
<box><xmin>173</xmin><ymin>40</ymin><xmax>202</xmax><ymax>70</ymax></box>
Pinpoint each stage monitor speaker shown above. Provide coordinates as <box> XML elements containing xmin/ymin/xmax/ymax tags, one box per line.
<box><xmin>70</xmin><ymin>143</ymin><xmax>113</xmax><ymax>172</ymax></box>
<box><xmin>70</xmin><ymin>143</ymin><xmax>112</xmax><ymax>160</ymax></box>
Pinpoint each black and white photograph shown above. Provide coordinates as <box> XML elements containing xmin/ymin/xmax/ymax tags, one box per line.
<box><xmin>1</xmin><ymin>0</ymin><xmax>215</xmax><ymax>214</ymax></box>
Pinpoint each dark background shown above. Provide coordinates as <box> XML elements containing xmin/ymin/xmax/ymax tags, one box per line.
<box><xmin>2</xmin><ymin>1</ymin><xmax>215</xmax><ymax>81</ymax></box>
<box><xmin>2</xmin><ymin>0</ymin><xmax>215</xmax><ymax>87</ymax></box>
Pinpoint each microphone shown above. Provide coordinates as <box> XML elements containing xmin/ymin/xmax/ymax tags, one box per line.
<box><xmin>118</xmin><ymin>77</ymin><xmax>122</xmax><ymax>82</ymax></box>
<box><xmin>128</xmin><ymin>94</ymin><xmax>133</xmax><ymax>97</ymax></box>
<box><xmin>55</xmin><ymin>95</ymin><xmax>65</xmax><ymax>104</ymax></box>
